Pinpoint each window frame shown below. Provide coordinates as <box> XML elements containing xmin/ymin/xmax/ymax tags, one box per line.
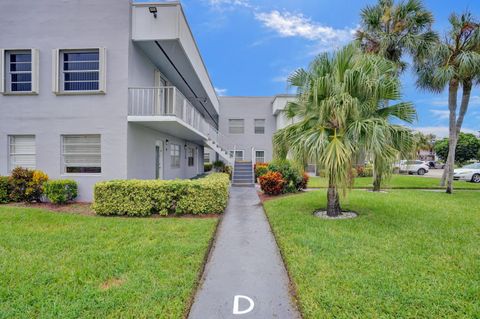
<box><xmin>8</xmin><ymin>135</ymin><xmax>36</xmax><ymax>172</ymax></box>
<box><xmin>255</xmin><ymin>150</ymin><xmax>265</xmax><ymax>163</ymax></box>
<box><xmin>229</xmin><ymin>150</ymin><xmax>244</xmax><ymax>161</ymax></box>
<box><xmin>170</xmin><ymin>144</ymin><xmax>181</xmax><ymax>168</ymax></box>
<box><xmin>52</xmin><ymin>48</ymin><xmax>106</xmax><ymax>95</ymax></box>
<box><xmin>228</xmin><ymin>119</ymin><xmax>244</xmax><ymax>134</ymax></box>
<box><xmin>254</xmin><ymin>119</ymin><xmax>266</xmax><ymax>134</ymax></box>
<box><xmin>1</xmin><ymin>49</ymin><xmax>39</xmax><ymax>95</ymax></box>
<box><xmin>61</xmin><ymin>134</ymin><xmax>102</xmax><ymax>175</ymax></box>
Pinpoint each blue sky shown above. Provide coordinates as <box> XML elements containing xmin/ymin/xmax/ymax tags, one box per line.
<box><xmin>151</xmin><ymin>0</ymin><xmax>479</xmax><ymax>137</ymax></box>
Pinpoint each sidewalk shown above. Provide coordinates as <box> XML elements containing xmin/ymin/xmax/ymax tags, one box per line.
<box><xmin>188</xmin><ymin>186</ymin><xmax>300</xmax><ymax>319</ymax></box>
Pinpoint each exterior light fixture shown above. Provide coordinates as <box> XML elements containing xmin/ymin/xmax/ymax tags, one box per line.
<box><xmin>149</xmin><ymin>6</ymin><xmax>157</xmax><ymax>18</ymax></box>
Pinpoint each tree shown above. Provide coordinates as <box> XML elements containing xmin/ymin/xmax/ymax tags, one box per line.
<box><xmin>356</xmin><ymin>0</ymin><xmax>437</xmax><ymax>190</ymax></box>
<box><xmin>273</xmin><ymin>44</ymin><xmax>414</xmax><ymax>216</ymax></box>
<box><xmin>416</xmin><ymin>12</ymin><xmax>480</xmax><ymax>193</ymax></box>
<box><xmin>414</xmin><ymin>132</ymin><xmax>436</xmax><ymax>157</ymax></box>
<box><xmin>434</xmin><ymin>133</ymin><xmax>480</xmax><ymax>164</ymax></box>
<box><xmin>356</xmin><ymin>0</ymin><xmax>437</xmax><ymax>71</ymax></box>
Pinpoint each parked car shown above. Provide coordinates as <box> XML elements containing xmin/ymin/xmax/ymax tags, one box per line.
<box><xmin>398</xmin><ymin>160</ymin><xmax>430</xmax><ymax>175</ymax></box>
<box><xmin>425</xmin><ymin>161</ymin><xmax>445</xmax><ymax>169</ymax></box>
<box><xmin>453</xmin><ymin>163</ymin><xmax>480</xmax><ymax>183</ymax></box>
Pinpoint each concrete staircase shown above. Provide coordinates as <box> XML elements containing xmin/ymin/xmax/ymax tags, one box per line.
<box><xmin>232</xmin><ymin>161</ymin><xmax>254</xmax><ymax>186</ymax></box>
<box><xmin>205</xmin><ymin>138</ymin><xmax>234</xmax><ymax>166</ymax></box>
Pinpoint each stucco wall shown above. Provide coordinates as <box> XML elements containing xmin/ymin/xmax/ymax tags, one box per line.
<box><xmin>218</xmin><ymin>97</ymin><xmax>276</xmax><ymax>162</ymax></box>
<box><xmin>0</xmin><ymin>0</ymin><xmax>131</xmax><ymax>201</ymax></box>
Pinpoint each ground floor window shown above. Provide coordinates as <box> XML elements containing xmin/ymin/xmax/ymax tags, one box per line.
<box><xmin>204</xmin><ymin>152</ymin><xmax>210</xmax><ymax>163</ymax></box>
<box><xmin>62</xmin><ymin>135</ymin><xmax>101</xmax><ymax>174</ymax></box>
<box><xmin>229</xmin><ymin>150</ymin><xmax>244</xmax><ymax>161</ymax></box>
<box><xmin>171</xmin><ymin>144</ymin><xmax>181</xmax><ymax>168</ymax></box>
<box><xmin>255</xmin><ymin>150</ymin><xmax>265</xmax><ymax>163</ymax></box>
<box><xmin>9</xmin><ymin>135</ymin><xmax>36</xmax><ymax>171</ymax></box>
<box><xmin>187</xmin><ymin>147</ymin><xmax>195</xmax><ymax>167</ymax></box>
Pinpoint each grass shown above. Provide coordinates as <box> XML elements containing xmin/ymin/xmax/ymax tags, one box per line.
<box><xmin>264</xmin><ymin>190</ymin><xmax>480</xmax><ymax>318</ymax></box>
<box><xmin>308</xmin><ymin>174</ymin><xmax>480</xmax><ymax>189</ymax></box>
<box><xmin>0</xmin><ymin>206</ymin><xmax>218</xmax><ymax>319</ymax></box>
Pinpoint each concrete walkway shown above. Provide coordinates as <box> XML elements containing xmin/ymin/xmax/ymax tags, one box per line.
<box><xmin>189</xmin><ymin>187</ymin><xmax>300</xmax><ymax>319</ymax></box>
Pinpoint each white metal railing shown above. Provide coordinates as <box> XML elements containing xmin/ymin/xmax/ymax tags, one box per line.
<box><xmin>251</xmin><ymin>147</ymin><xmax>255</xmax><ymax>184</ymax></box>
<box><xmin>128</xmin><ymin>87</ymin><xmax>209</xmax><ymax>137</ymax></box>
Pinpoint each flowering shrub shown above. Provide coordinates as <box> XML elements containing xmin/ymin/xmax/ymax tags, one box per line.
<box><xmin>9</xmin><ymin>168</ymin><xmax>49</xmax><ymax>202</ymax></box>
<box><xmin>254</xmin><ymin>163</ymin><xmax>269</xmax><ymax>179</ymax></box>
<box><xmin>268</xmin><ymin>160</ymin><xmax>303</xmax><ymax>193</ymax></box>
<box><xmin>297</xmin><ymin>172</ymin><xmax>310</xmax><ymax>190</ymax></box>
<box><xmin>356</xmin><ymin>165</ymin><xmax>374</xmax><ymax>177</ymax></box>
<box><xmin>259</xmin><ymin>171</ymin><xmax>285</xmax><ymax>196</ymax></box>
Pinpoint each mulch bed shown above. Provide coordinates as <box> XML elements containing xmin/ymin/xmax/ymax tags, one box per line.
<box><xmin>5</xmin><ymin>202</ymin><xmax>219</xmax><ymax>219</ymax></box>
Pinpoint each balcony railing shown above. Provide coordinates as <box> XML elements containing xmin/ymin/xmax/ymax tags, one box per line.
<box><xmin>128</xmin><ymin>87</ymin><xmax>210</xmax><ymax>137</ymax></box>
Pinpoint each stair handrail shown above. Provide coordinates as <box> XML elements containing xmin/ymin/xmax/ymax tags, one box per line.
<box><xmin>251</xmin><ymin>147</ymin><xmax>255</xmax><ymax>184</ymax></box>
<box><xmin>207</xmin><ymin>124</ymin><xmax>234</xmax><ymax>164</ymax></box>
<box><xmin>232</xmin><ymin>145</ymin><xmax>237</xmax><ymax>183</ymax></box>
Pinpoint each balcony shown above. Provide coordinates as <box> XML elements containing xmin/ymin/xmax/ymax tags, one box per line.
<box><xmin>128</xmin><ymin>87</ymin><xmax>216</xmax><ymax>143</ymax></box>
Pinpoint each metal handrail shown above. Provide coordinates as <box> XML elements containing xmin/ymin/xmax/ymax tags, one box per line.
<box><xmin>251</xmin><ymin>147</ymin><xmax>255</xmax><ymax>184</ymax></box>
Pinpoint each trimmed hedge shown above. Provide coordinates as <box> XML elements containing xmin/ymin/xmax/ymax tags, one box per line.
<box><xmin>93</xmin><ymin>173</ymin><xmax>230</xmax><ymax>216</ymax></box>
<box><xmin>0</xmin><ymin>176</ymin><xmax>9</xmax><ymax>203</ymax></box>
<box><xmin>44</xmin><ymin>180</ymin><xmax>78</xmax><ymax>204</ymax></box>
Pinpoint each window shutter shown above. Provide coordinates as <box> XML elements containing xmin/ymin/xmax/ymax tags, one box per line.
<box><xmin>0</xmin><ymin>49</ymin><xmax>5</xmax><ymax>94</ymax></box>
<box><xmin>99</xmin><ymin>47</ymin><xmax>107</xmax><ymax>93</ymax></box>
<box><xmin>31</xmin><ymin>49</ymin><xmax>40</xmax><ymax>94</ymax></box>
<box><xmin>52</xmin><ymin>49</ymin><xmax>59</xmax><ymax>93</ymax></box>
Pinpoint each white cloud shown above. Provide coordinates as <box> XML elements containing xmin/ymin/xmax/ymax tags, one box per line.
<box><xmin>215</xmin><ymin>87</ymin><xmax>228</xmax><ymax>96</ymax></box>
<box><xmin>414</xmin><ymin>126</ymin><xmax>478</xmax><ymax>138</ymax></box>
<box><xmin>206</xmin><ymin>0</ymin><xmax>253</xmax><ymax>11</ymax></box>
<box><xmin>254</xmin><ymin>10</ymin><xmax>356</xmax><ymax>47</ymax></box>
<box><xmin>419</xmin><ymin>95</ymin><xmax>480</xmax><ymax>108</ymax></box>
<box><xmin>430</xmin><ymin>109</ymin><xmax>450</xmax><ymax>120</ymax></box>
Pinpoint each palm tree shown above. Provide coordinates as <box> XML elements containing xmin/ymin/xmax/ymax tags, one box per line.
<box><xmin>356</xmin><ymin>0</ymin><xmax>437</xmax><ymax>70</ymax></box>
<box><xmin>274</xmin><ymin>44</ymin><xmax>414</xmax><ymax>216</ymax></box>
<box><xmin>414</xmin><ymin>132</ymin><xmax>436</xmax><ymax>158</ymax></box>
<box><xmin>416</xmin><ymin>12</ymin><xmax>480</xmax><ymax>194</ymax></box>
<box><xmin>356</xmin><ymin>0</ymin><xmax>437</xmax><ymax>190</ymax></box>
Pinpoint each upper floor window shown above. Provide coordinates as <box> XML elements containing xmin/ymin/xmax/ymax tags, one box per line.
<box><xmin>53</xmin><ymin>48</ymin><xmax>106</xmax><ymax>94</ymax></box>
<box><xmin>1</xmin><ymin>49</ymin><xmax>39</xmax><ymax>94</ymax></box>
<box><xmin>254</xmin><ymin>119</ymin><xmax>265</xmax><ymax>134</ymax></box>
<box><xmin>229</xmin><ymin>119</ymin><xmax>244</xmax><ymax>134</ymax></box>
<box><xmin>9</xmin><ymin>135</ymin><xmax>36</xmax><ymax>171</ymax></box>
<box><xmin>171</xmin><ymin>144</ymin><xmax>181</xmax><ymax>168</ymax></box>
<box><xmin>62</xmin><ymin>135</ymin><xmax>101</xmax><ymax>174</ymax></box>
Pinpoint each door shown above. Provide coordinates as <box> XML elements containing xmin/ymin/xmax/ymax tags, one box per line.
<box><xmin>155</xmin><ymin>141</ymin><xmax>164</xmax><ymax>180</ymax></box>
<box><xmin>154</xmin><ymin>69</ymin><xmax>168</xmax><ymax>115</ymax></box>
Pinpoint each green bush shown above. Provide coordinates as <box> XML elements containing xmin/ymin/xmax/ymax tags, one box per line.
<box><xmin>0</xmin><ymin>176</ymin><xmax>10</xmax><ymax>203</ymax></box>
<box><xmin>93</xmin><ymin>173</ymin><xmax>230</xmax><ymax>217</ymax></box>
<box><xmin>268</xmin><ymin>160</ymin><xmax>303</xmax><ymax>193</ymax></box>
<box><xmin>254</xmin><ymin>163</ymin><xmax>269</xmax><ymax>179</ymax></box>
<box><xmin>204</xmin><ymin>163</ymin><xmax>213</xmax><ymax>172</ymax></box>
<box><xmin>44</xmin><ymin>180</ymin><xmax>78</xmax><ymax>204</ymax></box>
<box><xmin>356</xmin><ymin>165</ymin><xmax>374</xmax><ymax>177</ymax></box>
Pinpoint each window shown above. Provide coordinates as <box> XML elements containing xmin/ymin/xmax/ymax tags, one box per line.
<box><xmin>9</xmin><ymin>135</ymin><xmax>36</xmax><ymax>171</ymax></box>
<box><xmin>53</xmin><ymin>48</ymin><xmax>106</xmax><ymax>93</ymax></box>
<box><xmin>187</xmin><ymin>147</ymin><xmax>195</xmax><ymax>167</ymax></box>
<box><xmin>1</xmin><ymin>49</ymin><xmax>39</xmax><ymax>94</ymax></box>
<box><xmin>228</xmin><ymin>119</ymin><xmax>244</xmax><ymax>134</ymax></box>
<box><xmin>62</xmin><ymin>135</ymin><xmax>101</xmax><ymax>174</ymax></box>
<box><xmin>255</xmin><ymin>150</ymin><xmax>265</xmax><ymax>163</ymax></box>
<box><xmin>204</xmin><ymin>152</ymin><xmax>210</xmax><ymax>163</ymax></box>
<box><xmin>254</xmin><ymin>119</ymin><xmax>265</xmax><ymax>134</ymax></box>
<box><xmin>171</xmin><ymin>144</ymin><xmax>181</xmax><ymax>168</ymax></box>
<box><xmin>229</xmin><ymin>150</ymin><xmax>244</xmax><ymax>161</ymax></box>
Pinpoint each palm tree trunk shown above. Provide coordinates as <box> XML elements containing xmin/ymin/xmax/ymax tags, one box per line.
<box><xmin>373</xmin><ymin>173</ymin><xmax>382</xmax><ymax>192</ymax></box>
<box><xmin>327</xmin><ymin>177</ymin><xmax>342</xmax><ymax>217</ymax></box>
<box><xmin>442</xmin><ymin>81</ymin><xmax>459</xmax><ymax>193</ymax></box>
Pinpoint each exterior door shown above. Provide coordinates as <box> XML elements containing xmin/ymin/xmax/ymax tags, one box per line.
<box><xmin>154</xmin><ymin>69</ymin><xmax>168</xmax><ymax>115</ymax></box>
<box><xmin>155</xmin><ymin>141</ymin><xmax>164</xmax><ymax>180</ymax></box>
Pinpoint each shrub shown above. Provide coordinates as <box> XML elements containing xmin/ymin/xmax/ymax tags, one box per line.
<box><xmin>0</xmin><ymin>176</ymin><xmax>10</xmax><ymax>203</ymax></box>
<box><xmin>212</xmin><ymin>160</ymin><xmax>225</xmax><ymax>171</ymax></box>
<box><xmin>93</xmin><ymin>173</ymin><xmax>230</xmax><ymax>217</ymax></box>
<box><xmin>27</xmin><ymin>170</ymin><xmax>49</xmax><ymax>202</ymax></box>
<box><xmin>356</xmin><ymin>165</ymin><xmax>374</xmax><ymax>177</ymax></box>
<box><xmin>268</xmin><ymin>160</ymin><xmax>303</xmax><ymax>193</ymax></box>
<box><xmin>204</xmin><ymin>163</ymin><xmax>213</xmax><ymax>172</ymax></box>
<box><xmin>297</xmin><ymin>172</ymin><xmax>310</xmax><ymax>190</ymax></box>
<box><xmin>9</xmin><ymin>168</ymin><xmax>49</xmax><ymax>202</ymax></box>
<box><xmin>44</xmin><ymin>180</ymin><xmax>78</xmax><ymax>204</ymax></box>
<box><xmin>254</xmin><ymin>163</ymin><xmax>269</xmax><ymax>179</ymax></box>
<box><xmin>259</xmin><ymin>171</ymin><xmax>285</xmax><ymax>196</ymax></box>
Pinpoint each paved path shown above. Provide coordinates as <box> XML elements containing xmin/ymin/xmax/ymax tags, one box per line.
<box><xmin>189</xmin><ymin>187</ymin><xmax>300</xmax><ymax>319</ymax></box>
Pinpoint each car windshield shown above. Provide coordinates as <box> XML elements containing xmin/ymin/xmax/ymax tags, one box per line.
<box><xmin>462</xmin><ymin>163</ymin><xmax>480</xmax><ymax>169</ymax></box>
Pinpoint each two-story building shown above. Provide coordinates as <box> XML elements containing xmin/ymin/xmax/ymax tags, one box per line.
<box><xmin>0</xmin><ymin>0</ymin><xmax>294</xmax><ymax>200</ymax></box>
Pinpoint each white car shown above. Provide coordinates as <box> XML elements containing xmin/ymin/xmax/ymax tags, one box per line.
<box><xmin>453</xmin><ymin>163</ymin><xmax>480</xmax><ymax>183</ymax></box>
<box><xmin>398</xmin><ymin>160</ymin><xmax>430</xmax><ymax>175</ymax></box>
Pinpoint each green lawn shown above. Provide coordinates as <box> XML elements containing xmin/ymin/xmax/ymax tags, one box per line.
<box><xmin>264</xmin><ymin>190</ymin><xmax>480</xmax><ymax>318</ymax></box>
<box><xmin>308</xmin><ymin>174</ymin><xmax>480</xmax><ymax>189</ymax></box>
<box><xmin>0</xmin><ymin>206</ymin><xmax>218</xmax><ymax>319</ymax></box>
